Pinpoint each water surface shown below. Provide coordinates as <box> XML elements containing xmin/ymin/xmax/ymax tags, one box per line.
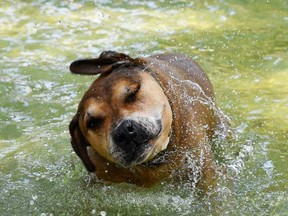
<box><xmin>1</xmin><ymin>0</ymin><xmax>287</xmax><ymax>215</ymax></box>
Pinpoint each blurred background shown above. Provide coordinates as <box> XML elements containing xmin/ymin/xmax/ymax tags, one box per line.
<box><xmin>0</xmin><ymin>0</ymin><xmax>287</xmax><ymax>215</ymax></box>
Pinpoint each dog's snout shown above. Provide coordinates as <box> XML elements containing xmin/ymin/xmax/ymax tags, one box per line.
<box><xmin>112</xmin><ymin>119</ymin><xmax>157</xmax><ymax>149</ymax></box>
<box><xmin>111</xmin><ymin>118</ymin><xmax>162</xmax><ymax>165</ymax></box>
<box><xmin>113</xmin><ymin>120</ymin><xmax>138</xmax><ymax>145</ymax></box>
<box><xmin>126</xmin><ymin>121</ymin><xmax>136</xmax><ymax>134</ymax></box>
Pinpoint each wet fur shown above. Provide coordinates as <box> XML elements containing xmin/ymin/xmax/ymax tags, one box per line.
<box><xmin>69</xmin><ymin>51</ymin><xmax>222</xmax><ymax>190</ymax></box>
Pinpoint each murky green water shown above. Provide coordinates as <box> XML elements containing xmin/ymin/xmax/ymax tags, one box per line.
<box><xmin>1</xmin><ymin>0</ymin><xmax>287</xmax><ymax>215</ymax></box>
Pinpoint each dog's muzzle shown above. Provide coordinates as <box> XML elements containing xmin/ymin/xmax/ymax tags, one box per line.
<box><xmin>111</xmin><ymin>118</ymin><xmax>162</xmax><ymax>166</ymax></box>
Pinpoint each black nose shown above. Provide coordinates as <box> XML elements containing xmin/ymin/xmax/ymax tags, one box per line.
<box><xmin>111</xmin><ymin>119</ymin><xmax>154</xmax><ymax>151</ymax></box>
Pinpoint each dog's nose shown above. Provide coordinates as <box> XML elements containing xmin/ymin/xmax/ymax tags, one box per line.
<box><xmin>111</xmin><ymin>120</ymin><xmax>153</xmax><ymax>150</ymax></box>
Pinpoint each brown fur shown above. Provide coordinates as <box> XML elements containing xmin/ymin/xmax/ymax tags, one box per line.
<box><xmin>69</xmin><ymin>51</ymin><xmax>221</xmax><ymax>191</ymax></box>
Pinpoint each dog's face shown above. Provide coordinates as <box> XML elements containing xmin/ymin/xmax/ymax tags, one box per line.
<box><xmin>69</xmin><ymin>52</ymin><xmax>172</xmax><ymax>169</ymax></box>
<box><xmin>80</xmin><ymin>69</ymin><xmax>172</xmax><ymax>167</ymax></box>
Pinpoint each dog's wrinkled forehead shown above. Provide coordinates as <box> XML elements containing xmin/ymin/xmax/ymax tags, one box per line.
<box><xmin>81</xmin><ymin>66</ymin><xmax>143</xmax><ymax>103</ymax></box>
<box><xmin>70</xmin><ymin>51</ymin><xmax>149</xmax><ymax>107</ymax></box>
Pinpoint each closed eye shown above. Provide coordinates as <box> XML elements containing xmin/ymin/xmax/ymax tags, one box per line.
<box><xmin>125</xmin><ymin>85</ymin><xmax>140</xmax><ymax>103</ymax></box>
<box><xmin>87</xmin><ymin>117</ymin><xmax>104</xmax><ymax>130</ymax></box>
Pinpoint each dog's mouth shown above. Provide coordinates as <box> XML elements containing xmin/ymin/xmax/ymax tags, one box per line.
<box><xmin>110</xmin><ymin>119</ymin><xmax>162</xmax><ymax>168</ymax></box>
<box><xmin>126</xmin><ymin>130</ymin><xmax>163</xmax><ymax>167</ymax></box>
<box><xmin>120</xmin><ymin>146</ymin><xmax>151</xmax><ymax>168</ymax></box>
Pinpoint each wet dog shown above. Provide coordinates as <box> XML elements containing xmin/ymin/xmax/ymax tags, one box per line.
<box><xmin>69</xmin><ymin>51</ymin><xmax>225</xmax><ymax>190</ymax></box>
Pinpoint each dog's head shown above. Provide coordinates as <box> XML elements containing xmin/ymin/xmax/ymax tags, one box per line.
<box><xmin>69</xmin><ymin>51</ymin><xmax>172</xmax><ymax>170</ymax></box>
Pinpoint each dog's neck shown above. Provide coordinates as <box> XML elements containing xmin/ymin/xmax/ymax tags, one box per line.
<box><xmin>142</xmin><ymin>148</ymin><xmax>171</xmax><ymax>167</ymax></box>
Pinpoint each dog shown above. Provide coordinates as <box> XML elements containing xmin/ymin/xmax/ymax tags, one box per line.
<box><xmin>69</xmin><ymin>51</ymin><xmax>225</xmax><ymax>191</ymax></box>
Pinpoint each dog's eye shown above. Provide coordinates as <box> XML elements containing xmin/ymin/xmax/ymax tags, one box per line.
<box><xmin>87</xmin><ymin>117</ymin><xmax>104</xmax><ymax>130</ymax></box>
<box><xmin>125</xmin><ymin>86</ymin><xmax>140</xmax><ymax>103</ymax></box>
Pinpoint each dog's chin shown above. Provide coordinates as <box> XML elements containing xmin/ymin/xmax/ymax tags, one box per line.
<box><xmin>116</xmin><ymin>156</ymin><xmax>147</xmax><ymax>168</ymax></box>
<box><xmin>112</xmin><ymin>147</ymin><xmax>151</xmax><ymax>168</ymax></box>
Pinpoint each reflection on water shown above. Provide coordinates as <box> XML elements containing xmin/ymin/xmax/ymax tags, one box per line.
<box><xmin>1</xmin><ymin>0</ymin><xmax>287</xmax><ymax>215</ymax></box>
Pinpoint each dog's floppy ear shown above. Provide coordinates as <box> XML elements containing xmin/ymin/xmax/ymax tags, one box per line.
<box><xmin>70</xmin><ymin>51</ymin><xmax>146</xmax><ymax>75</ymax></box>
<box><xmin>69</xmin><ymin>114</ymin><xmax>95</xmax><ymax>172</ymax></box>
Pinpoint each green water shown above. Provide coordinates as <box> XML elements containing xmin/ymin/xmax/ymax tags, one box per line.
<box><xmin>1</xmin><ymin>0</ymin><xmax>287</xmax><ymax>215</ymax></box>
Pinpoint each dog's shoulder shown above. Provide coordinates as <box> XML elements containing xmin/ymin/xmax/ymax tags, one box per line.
<box><xmin>145</xmin><ymin>53</ymin><xmax>215</xmax><ymax>99</ymax></box>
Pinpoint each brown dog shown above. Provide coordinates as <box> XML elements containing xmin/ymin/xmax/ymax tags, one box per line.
<box><xmin>69</xmin><ymin>51</ymin><xmax>223</xmax><ymax>190</ymax></box>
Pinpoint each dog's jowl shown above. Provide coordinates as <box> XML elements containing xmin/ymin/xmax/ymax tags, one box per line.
<box><xmin>69</xmin><ymin>51</ymin><xmax>226</xmax><ymax>191</ymax></box>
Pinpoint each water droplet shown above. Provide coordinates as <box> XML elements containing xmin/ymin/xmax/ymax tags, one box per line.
<box><xmin>32</xmin><ymin>194</ymin><xmax>38</xmax><ymax>200</ymax></box>
<box><xmin>100</xmin><ymin>211</ymin><xmax>107</xmax><ymax>216</ymax></box>
<box><xmin>220</xmin><ymin>15</ymin><xmax>227</xmax><ymax>21</ymax></box>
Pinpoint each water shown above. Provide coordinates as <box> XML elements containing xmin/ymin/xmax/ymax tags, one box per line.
<box><xmin>1</xmin><ymin>0</ymin><xmax>287</xmax><ymax>215</ymax></box>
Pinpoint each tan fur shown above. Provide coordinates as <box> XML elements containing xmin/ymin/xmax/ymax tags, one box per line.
<box><xmin>69</xmin><ymin>51</ymin><xmax>222</xmax><ymax>190</ymax></box>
